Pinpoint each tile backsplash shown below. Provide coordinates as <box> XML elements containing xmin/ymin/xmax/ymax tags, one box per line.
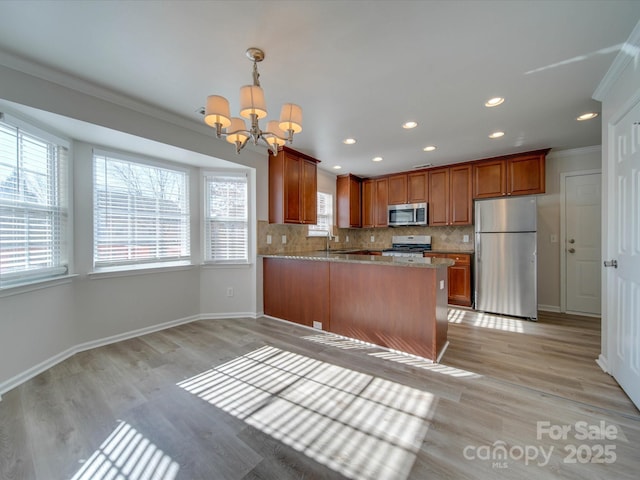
<box><xmin>257</xmin><ymin>221</ymin><xmax>474</xmax><ymax>254</ymax></box>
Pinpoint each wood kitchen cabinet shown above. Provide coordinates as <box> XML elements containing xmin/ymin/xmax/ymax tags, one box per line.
<box><xmin>424</xmin><ymin>252</ymin><xmax>472</xmax><ymax>306</ymax></box>
<box><xmin>336</xmin><ymin>174</ymin><xmax>362</xmax><ymax>228</ymax></box>
<box><xmin>407</xmin><ymin>171</ymin><xmax>428</xmax><ymax>203</ymax></box>
<box><xmin>362</xmin><ymin>178</ymin><xmax>388</xmax><ymax>227</ymax></box>
<box><xmin>388</xmin><ymin>174</ymin><xmax>408</xmax><ymax>205</ymax></box>
<box><xmin>473</xmin><ymin>150</ymin><xmax>548</xmax><ymax>199</ymax></box>
<box><xmin>388</xmin><ymin>172</ymin><xmax>428</xmax><ymax>205</ymax></box>
<box><xmin>429</xmin><ymin>165</ymin><xmax>472</xmax><ymax>226</ymax></box>
<box><xmin>269</xmin><ymin>146</ymin><xmax>319</xmax><ymax>224</ymax></box>
<box><xmin>446</xmin><ymin>253</ymin><xmax>472</xmax><ymax>307</ymax></box>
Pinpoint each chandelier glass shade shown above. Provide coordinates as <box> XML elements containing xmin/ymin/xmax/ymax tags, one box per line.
<box><xmin>204</xmin><ymin>47</ymin><xmax>302</xmax><ymax>155</ymax></box>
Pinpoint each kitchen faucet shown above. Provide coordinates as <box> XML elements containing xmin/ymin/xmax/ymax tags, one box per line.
<box><xmin>325</xmin><ymin>230</ymin><xmax>333</xmax><ymax>252</ymax></box>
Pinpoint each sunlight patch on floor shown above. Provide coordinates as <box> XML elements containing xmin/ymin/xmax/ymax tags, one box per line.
<box><xmin>178</xmin><ymin>345</ymin><xmax>435</xmax><ymax>480</ymax></box>
<box><xmin>447</xmin><ymin>308</ymin><xmax>466</xmax><ymax>323</ymax></box>
<box><xmin>71</xmin><ymin>421</ymin><xmax>179</xmax><ymax>480</ymax></box>
<box><xmin>302</xmin><ymin>332</ymin><xmax>379</xmax><ymax>350</ymax></box>
<box><xmin>473</xmin><ymin>313</ymin><xmax>525</xmax><ymax>332</ymax></box>
<box><xmin>368</xmin><ymin>351</ymin><xmax>481</xmax><ymax>379</ymax></box>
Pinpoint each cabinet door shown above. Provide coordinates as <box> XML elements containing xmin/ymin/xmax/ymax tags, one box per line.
<box><xmin>283</xmin><ymin>153</ymin><xmax>302</xmax><ymax>223</ymax></box>
<box><xmin>387</xmin><ymin>174</ymin><xmax>408</xmax><ymax>205</ymax></box>
<box><xmin>508</xmin><ymin>154</ymin><xmax>545</xmax><ymax>196</ymax></box>
<box><xmin>450</xmin><ymin>164</ymin><xmax>472</xmax><ymax>225</ymax></box>
<box><xmin>336</xmin><ymin>174</ymin><xmax>362</xmax><ymax>228</ymax></box>
<box><xmin>301</xmin><ymin>158</ymin><xmax>317</xmax><ymax>224</ymax></box>
<box><xmin>446</xmin><ymin>254</ymin><xmax>472</xmax><ymax>306</ymax></box>
<box><xmin>375</xmin><ymin>178</ymin><xmax>389</xmax><ymax>227</ymax></box>
<box><xmin>407</xmin><ymin>171</ymin><xmax>428</xmax><ymax>203</ymax></box>
<box><xmin>362</xmin><ymin>179</ymin><xmax>375</xmax><ymax>228</ymax></box>
<box><xmin>473</xmin><ymin>159</ymin><xmax>506</xmax><ymax>198</ymax></box>
<box><xmin>429</xmin><ymin>168</ymin><xmax>449</xmax><ymax>226</ymax></box>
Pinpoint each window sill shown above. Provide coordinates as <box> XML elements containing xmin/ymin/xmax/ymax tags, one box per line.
<box><xmin>89</xmin><ymin>261</ymin><xmax>196</xmax><ymax>279</ymax></box>
<box><xmin>201</xmin><ymin>261</ymin><xmax>253</xmax><ymax>269</ymax></box>
<box><xmin>0</xmin><ymin>274</ymin><xmax>78</xmax><ymax>298</ymax></box>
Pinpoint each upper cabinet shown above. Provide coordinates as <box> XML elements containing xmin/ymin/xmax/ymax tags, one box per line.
<box><xmin>269</xmin><ymin>146</ymin><xmax>319</xmax><ymax>224</ymax></box>
<box><xmin>388</xmin><ymin>174</ymin><xmax>408</xmax><ymax>205</ymax></box>
<box><xmin>429</xmin><ymin>165</ymin><xmax>472</xmax><ymax>226</ymax></box>
<box><xmin>387</xmin><ymin>172</ymin><xmax>427</xmax><ymax>205</ymax></box>
<box><xmin>407</xmin><ymin>171</ymin><xmax>428</xmax><ymax>203</ymax></box>
<box><xmin>473</xmin><ymin>150</ymin><xmax>548</xmax><ymax>199</ymax></box>
<box><xmin>362</xmin><ymin>178</ymin><xmax>388</xmax><ymax>228</ymax></box>
<box><xmin>336</xmin><ymin>174</ymin><xmax>362</xmax><ymax>228</ymax></box>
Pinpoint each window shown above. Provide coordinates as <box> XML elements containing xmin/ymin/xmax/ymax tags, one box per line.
<box><xmin>204</xmin><ymin>173</ymin><xmax>248</xmax><ymax>263</ymax></box>
<box><xmin>308</xmin><ymin>192</ymin><xmax>333</xmax><ymax>236</ymax></box>
<box><xmin>93</xmin><ymin>151</ymin><xmax>190</xmax><ymax>269</ymax></box>
<box><xmin>0</xmin><ymin>113</ymin><xmax>69</xmax><ymax>288</ymax></box>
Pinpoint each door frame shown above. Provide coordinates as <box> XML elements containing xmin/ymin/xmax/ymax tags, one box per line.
<box><xmin>559</xmin><ymin>169</ymin><xmax>602</xmax><ymax>315</ymax></box>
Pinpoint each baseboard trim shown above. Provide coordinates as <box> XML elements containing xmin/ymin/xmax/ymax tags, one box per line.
<box><xmin>538</xmin><ymin>304</ymin><xmax>561</xmax><ymax>313</ymax></box>
<box><xmin>566</xmin><ymin>310</ymin><xmax>601</xmax><ymax>318</ymax></box>
<box><xmin>436</xmin><ymin>340</ymin><xmax>450</xmax><ymax>363</ymax></box>
<box><xmin>0</xmin><ymin>311</ymin><xmax>257</xmax><ymax>399</ymax></box>
<box><xmin>596</xmin><ymin>354</ymin><xmax>610</xmax><ymax>375</ymax></box>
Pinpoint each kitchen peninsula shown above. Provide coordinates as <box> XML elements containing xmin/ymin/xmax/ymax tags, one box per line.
<box><xmin>262</xmin><ymin>252</ymin><xmax>453</xmax><ymax>361</ymax></box>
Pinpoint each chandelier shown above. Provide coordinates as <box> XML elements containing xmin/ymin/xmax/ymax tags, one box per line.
<box><xmin>203</xmin><ymin>47</ymin><xmax>303</xmax><ymax>155</ymax></box>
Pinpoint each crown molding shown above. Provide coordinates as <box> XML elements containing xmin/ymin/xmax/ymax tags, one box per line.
<box><xmin>593</xmin><ymin>20</ymin><xmax>640</xmax><ymax>101</ymax></box>
<box><xmin>548</xmin><ymin>145</ymin><xmax>601</xmax><ymax>158</ymax></box>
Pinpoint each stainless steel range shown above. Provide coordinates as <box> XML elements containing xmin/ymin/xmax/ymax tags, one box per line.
<box><xmin>382</xmin><ymin>235</ymin><xmax>432</xmax><ymax>257</ymax></box>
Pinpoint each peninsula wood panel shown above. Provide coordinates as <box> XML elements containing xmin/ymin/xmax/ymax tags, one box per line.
<box><xmin>263</xmin><ymin>258</ymin><xmax>329</xmax><ymax>329</ymax></box>
<box><xmin>329</xmin><ymin>262</ymin><xmax>447</xmax><ymax>360</ymax></box>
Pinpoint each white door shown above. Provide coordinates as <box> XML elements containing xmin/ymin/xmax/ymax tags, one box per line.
<box><xmin>607</xmin><ymin>99</ymin><xmax>640</xmax><ymax>408</ymax></box>
<box><xmin>565</xmin><ymin>172</ymin><xmax>601</xmax><ymax>315</ymax></box>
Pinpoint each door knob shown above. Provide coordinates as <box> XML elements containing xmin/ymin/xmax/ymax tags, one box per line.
<box><xmin>568</xmin><ymin>239</ymin><xmax>575</xmax><ymax>244</ymax></box>
<box><xmin>568</xmin><ymin>248</ymin><xmax>576</xmax><ymax>253</ymax></box>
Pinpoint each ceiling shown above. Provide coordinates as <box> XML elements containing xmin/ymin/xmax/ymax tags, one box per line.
<box><xmin>0</xmin><ymin>1</ymin><xmax>639</xmax><ymax>177</ymax></box>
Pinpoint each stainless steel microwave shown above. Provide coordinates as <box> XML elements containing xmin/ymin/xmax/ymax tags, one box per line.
<box><xmin>387</xmin><ymin>203</ymin><xmax>428</xmax><ymax>226</ymax></box>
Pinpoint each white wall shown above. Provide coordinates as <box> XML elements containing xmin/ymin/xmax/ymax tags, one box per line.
<box><xmin>0</xmin><ymin>63</ymin><xmax>269</xmax><ymax>395</ymax></box>
<box><xmin>537</xmin><ymin>147</ymin><xmax>602</xmax><ymax>311</ymax></box>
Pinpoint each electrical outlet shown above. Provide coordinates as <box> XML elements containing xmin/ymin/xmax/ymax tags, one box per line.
<box><xmin>282</xmin><ymin>235</ymin><xmax>287</xmax><ymax>244</ymax></box>
<box><xmin>334</xmin><ymin>235</ymin><xmax>339</xmax><ymax>242</ymax></box>
<box><xmin>226</xmin><ymin>287</ymin><xmax>234</xmax><ymax>297</ymax></box>
<box><xmin>313</xmin><ymin>321</ymin><xmax>323</xmax><ymax>330</ymax></box>
<box><xmin>463</xmin><ymin>234</ymin><xmax>470</xmax><ymax>243</ymax></box>
<box><xmin>266</xmin><ymin>234</ymin><xmax>272</xmax><ymax>245</ymax></box>
<box><xmin>370</xmin><ymin>235</ymin><xmax>375</xmax><ymax>243</ymax></box>
<box><xmin>346</xmin><ymin>235</ymin><xmax>350</xmax><ymax>243</ymax></box>
<box><xmin>440</xmin><ymin>280</ymin><xmax>445</xmax><ymax>290</ymax></box>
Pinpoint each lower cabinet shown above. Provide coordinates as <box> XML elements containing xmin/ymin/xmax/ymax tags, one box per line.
<box><xmin>425</xmin><ymin>252</ymin><xmax>472</xmax><ymax>307</ymax></box>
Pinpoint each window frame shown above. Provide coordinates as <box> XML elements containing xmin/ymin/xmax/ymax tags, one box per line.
<box><xmin>202</xmin><ymin>170</ymin><xmax>250</xmax><ymax>265</ymax></box>
<box><xmin>0</xmin><ymin>112</ymin><xmax>71</xmax><ymax>290</ymax></box>
<box><xmin>308</xmin><ymin>191</ymin><xmax>334</xmax><ymax>237</ymax></box>
<box><xmin>92</xmin><ymin>148</ymin><xmax>191</xmax><ymax>272</ymax></box>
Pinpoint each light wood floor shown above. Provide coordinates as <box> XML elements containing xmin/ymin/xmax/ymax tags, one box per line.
<box><xmin>1</xmin><ymin>311</ymin><xmax>639</xmax><ymax>480</ymax></box>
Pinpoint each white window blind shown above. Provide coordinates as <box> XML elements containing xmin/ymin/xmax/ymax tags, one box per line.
<box><xmin>204</xmin><ymin>173</ymin><xmax>248</xmax><ymax>263</ymax></box>
<box><xmin>93</xmin><ymin>152</ymin><xmax>190</xmax><ymax>268</ymax></box>
<box><xmin>0</xmin><ymin>114</ymin><xmax>69</xmax><ymax>288</ymax></box>
<box><xmin>309</xmin><ymin>192</ymin><xmax>333</xmax><ymax>236</ymax></box>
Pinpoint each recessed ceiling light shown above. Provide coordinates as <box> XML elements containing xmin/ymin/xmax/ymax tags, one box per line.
<box><xmin>485</xmin><ymin>97</ymin><xmax>505</xmax><ymax>107</ymax></box>
<box><xmin>402</xmin><ymin>121</ymin><xmax>418</xmax><ymax>129</ymax></box>
<box><xmin>372</xmin><ymin>156</ymin><xmax>383</xmax><ymax>162</ymax></box>
<box><xmin>423</xmin><ymin>145</ymin><xmax>437</xmax><ymax>152</ymax></box>
<box><xmin>577</xmin><ymin>112</ymin><xmax>599</xmax><ymax>121</ymax></box>
<box><xmin>332</xmin><ymin>165</ymin><xmax>342</xmax><ymax>170</ymax></box>
<box><xmin>489</xmin><ymin>131</ymin><xmax>505</xmax><ymax>139</ymax></box>
<box><xmin>343</xmin><ymin>138</ymin><xmax>357</xmax><ymax>144</ymax></box>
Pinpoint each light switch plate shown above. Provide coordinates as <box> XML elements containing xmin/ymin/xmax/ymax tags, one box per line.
<box><xmin>334</xmin><ymin>236</ymin><xmax>339</xmax><ymax>242</ymax></box>
<box><xmin>463</xmin><ymin>234</ymin><xmax>470</xmax><ymax>243</ymax></box>
<box><xmin>266</xmin><ymin>234</ymin><xmax>272</xmax><ymax>244</ymax></box>
<box><xmin>550</xmin><ymin>234</ymin><xmax>558</xmax><ymax>243</ymax></box>
<box><xmin>370</xmin><ymin>235</ymin><xmax>375</xmax><ymax>242</ymax></box>
<box><xmin>440</xmin><ymin>280</ymin><xmax>445</xmax><ymax>290</ymax></box>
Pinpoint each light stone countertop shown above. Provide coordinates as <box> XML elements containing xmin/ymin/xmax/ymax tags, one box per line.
<box><xmin>260</xmin><ymin>251</ymin><xmax>454</xmax><ymax>268</ymax></box>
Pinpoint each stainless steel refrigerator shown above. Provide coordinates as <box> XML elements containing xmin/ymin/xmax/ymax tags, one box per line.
<box><xmin>474</xmin><ymin>196</ymin><xmax>537</xmax><ymax>320</ymax></box>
